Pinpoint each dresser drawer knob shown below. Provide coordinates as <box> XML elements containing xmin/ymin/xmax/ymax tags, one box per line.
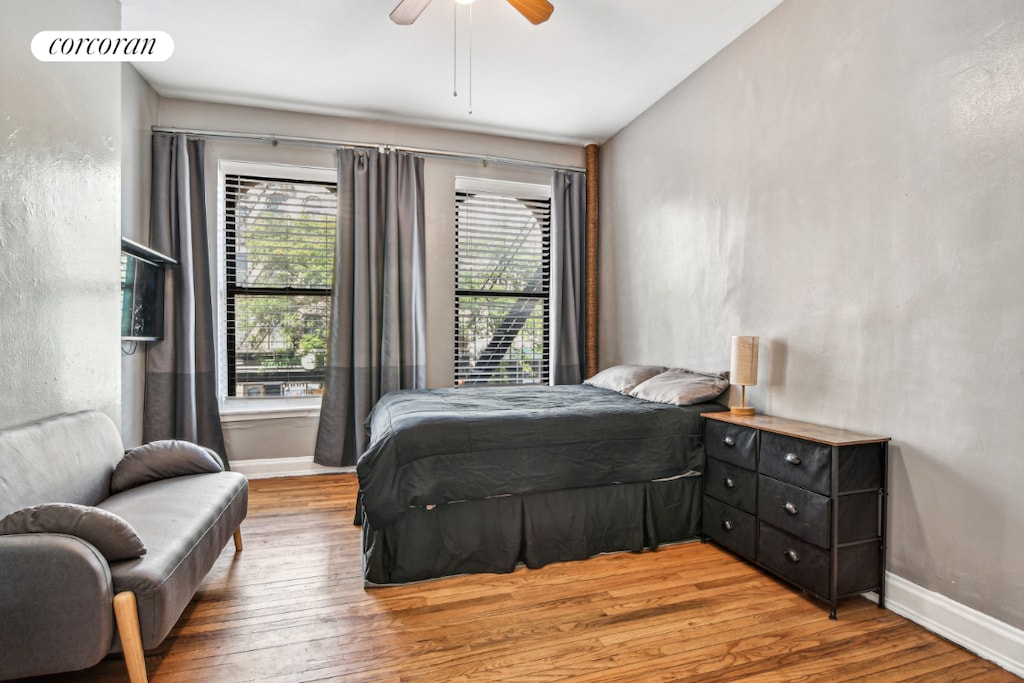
<box><xmin>724</xmin><ymin>477</ymin><xmax>735</xmax><ymax>489</ymax></box>
<box><xmin>784</xmin><ymin>453</ymin><xmax>802</xmax><ymax>465</ymax></box>
<box><xmin>784</xmin><ymin>549</ymin><xmax>800</xmax><ymax>563</ymax></box>
<box><xmin>721</xmin><ymin>519</ymin><xmax>734</xmax><ymax>531</ymax></box>
<box><xmin>783</xmin><ymin>502</ymin><xmax>799</xmax><ymax>515</ymax></box>
<box><xmin>723</xmin><ymin>436</ymin><xmax>735</xmax><ymax>447</ymax></box>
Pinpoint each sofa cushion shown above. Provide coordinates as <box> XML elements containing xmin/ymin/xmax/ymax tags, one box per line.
<box><xmin>0</xmin><ymin>503</ymin><xmax>146</xmax><ymax>561</ymax></box>
<box><xmin>0</xmin><ymin>411</ymin><xmax>123</xmax><ymax>517</ymax></box>
<box><xmin>111</xmin><ymin>440</ymin><xmax>224</xmax><ymax>494</ymax></box>
<box><xmin>99</xmin><ymin>471</ymin><xmax>248</xmax><ymax>649</ymax></box>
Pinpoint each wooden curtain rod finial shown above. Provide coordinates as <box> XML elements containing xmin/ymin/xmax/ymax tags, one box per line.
<box><xmin>584</xmin><ymin>143</ymin><xmax>599</xmax><ymax>379</ymax></box>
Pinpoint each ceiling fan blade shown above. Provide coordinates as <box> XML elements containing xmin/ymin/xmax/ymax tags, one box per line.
<box><xmin>390</xmin><ymin>0</ymin><xmax>432</xmax><ymax>25</ymax></box>
<box><xmin>506</xmin><ymin>0</ymin><xmax>554</xmax><ymax>25</ymax></box>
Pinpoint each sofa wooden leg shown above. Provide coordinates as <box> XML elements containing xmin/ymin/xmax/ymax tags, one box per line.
<box><xmin>113</xmin><ymin>591</ymin><xmax>149</xmax><ymax>683</ymax></box>
<box><xmin>233</xmin><ymin>527</ymin><xmax>243</xmax><ymax>552</ymax></box>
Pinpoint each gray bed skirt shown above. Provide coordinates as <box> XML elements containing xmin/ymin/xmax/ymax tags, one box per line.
<box><xmin>359</xmin><ymin>472</ymin><xmax>702</xmax><ymax>586</ymax></box>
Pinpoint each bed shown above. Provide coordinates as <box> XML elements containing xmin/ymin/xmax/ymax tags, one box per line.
<box><xmin>355</xmin><ymin>366</ymin><xmax>730</xmax><ymax>585</ymax></box>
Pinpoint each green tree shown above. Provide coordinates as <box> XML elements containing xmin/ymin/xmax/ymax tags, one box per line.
<box><xmin>229</xmin><ymin>177</ymin><xmax>336</xmax><ymax>394</ymax></box>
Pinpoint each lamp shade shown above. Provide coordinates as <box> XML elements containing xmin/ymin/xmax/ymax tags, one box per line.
<box><xmin>730</xmin><ymin>336</ymin><xmax>759</xmax><ymax>386</ymax></box>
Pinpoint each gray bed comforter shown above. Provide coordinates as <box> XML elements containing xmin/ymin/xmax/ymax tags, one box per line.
<box><xmin>356</xmin><ymin>384</ymin><xmax>724</xmax><ymax>527</ymax></box>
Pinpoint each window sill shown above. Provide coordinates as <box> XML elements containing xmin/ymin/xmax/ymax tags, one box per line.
<box><xmin>220</xmin><ymin>398</ymin><xmax>322</xmax><ymax>422</ymax></box>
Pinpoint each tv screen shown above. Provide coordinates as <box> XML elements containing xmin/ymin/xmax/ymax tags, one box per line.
<box><xmin>120</xmin><ymin>238</ymin><xmax>174</xmax><ymax>342</ymax></box>
<box><xmin>121</xmin><ymin>251</ymin><xmax>164</xmax><ymax>340</ymax></box>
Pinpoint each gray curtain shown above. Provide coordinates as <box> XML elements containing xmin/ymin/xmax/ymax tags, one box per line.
<box><xmin>314</xmin><ymin>148</ymin><xmax>426</xmax><ymax>467</ymax></box>
<box><xmin>551</xmin><ymin>170</ymin><xmax>587</xmax><ymax>384</ymax></box>
<box><xmin>143</xmin><ymin>133</ymin><xmax>228</xmax><ymax>467</ymax></box>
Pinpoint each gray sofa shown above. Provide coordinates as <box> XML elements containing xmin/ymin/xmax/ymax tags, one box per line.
<box><xmin>0</xmin><ymin>411</ymin><xmax>249</xmax><ymax>683</ymax></box>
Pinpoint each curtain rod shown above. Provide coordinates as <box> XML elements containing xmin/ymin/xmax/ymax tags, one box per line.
<box><xmin>151</xmin><ymin>126</ymin><xmax>586</xmax><ymax>173</ymax></box>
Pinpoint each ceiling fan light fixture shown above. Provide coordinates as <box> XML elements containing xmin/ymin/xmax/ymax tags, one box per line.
<box><xmin>391</xmin><ymin>0</ymin><xmax>552</xmax><ymax>25</ymax></box>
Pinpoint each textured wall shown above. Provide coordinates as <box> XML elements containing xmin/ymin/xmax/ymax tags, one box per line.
<box><xmin>600</xmin><ymin>0</ymin><xmax>1024</xmax><ymax>627</ymax></box>
<box><xmin>1</xmin><ymin>0</ymin><xmax>121</xmax><ymax>431</ymax></box>
<box><xmin>120</xmin><ymin>65</ymin><xmax>160</xmax><ymax>447</ymax></box>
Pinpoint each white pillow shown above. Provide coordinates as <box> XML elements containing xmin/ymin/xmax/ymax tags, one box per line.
<box><xmin>584</xmin><ymin>365</ymin><xmax>667</xmax><ymax>394</ymax></box>
<box><xmin>629</xmin><ymin>368</ymin><xmax>730</xmax><ymax>406</ymax></box>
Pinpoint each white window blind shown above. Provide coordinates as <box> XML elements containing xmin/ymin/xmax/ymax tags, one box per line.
<box><xmin>224</xmin><ymin>174</ymin><xmax>336</xmax><ymax>398</ymax></box>
<box><xmin>454</xmin><ymin>188</ymin><xmax>551</xmax><ymax>385</ymax></box>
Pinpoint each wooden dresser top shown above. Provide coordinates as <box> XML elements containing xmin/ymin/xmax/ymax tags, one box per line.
<box><xmin>702</xmin><ymin>412</ymin><xmax>891</xmax><ymax>447</ymax></box>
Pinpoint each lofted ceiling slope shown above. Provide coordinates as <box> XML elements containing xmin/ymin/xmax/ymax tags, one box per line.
<box><xmin>122</xmin><ymin>0</ymin><xmax>783</xmax><ymax>145</ymax></box>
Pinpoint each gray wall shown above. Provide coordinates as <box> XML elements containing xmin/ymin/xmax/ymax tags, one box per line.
<box><xmin>1</xmin><ymin>0</ymin><xmax>122</xmax><ymax>431</ymax></box>
<box><xmin>120</xmin><ymin>65</ymin><xmax>160</xmax><ymax>447</ymax></box>
<box><xmin>600</xmin><ymin>0</ymin><xmax>1024</xmax><ymax>627</ymax></box>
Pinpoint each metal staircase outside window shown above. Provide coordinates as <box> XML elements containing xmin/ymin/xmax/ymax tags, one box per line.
<box><xmin>453</xmin><ymin>184</ymin><xmax>551</xmax><ymax>385</ymax></box>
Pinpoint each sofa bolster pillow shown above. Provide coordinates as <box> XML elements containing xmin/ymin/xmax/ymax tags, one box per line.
<box><xmin>112</xmin><ymin>440</ymin><xmax>224</xmax><ymax>494</ymax></box>
<box><xmin>0</xmin><ymin>503</ymin><xmax>146</xmax><ymax>561</ymax></box>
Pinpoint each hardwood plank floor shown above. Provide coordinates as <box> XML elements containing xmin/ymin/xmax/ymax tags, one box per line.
<box><xmin>31</xmin><ymin>474</ymin><xmax>1017</xmax><ymax>682</ymax></box>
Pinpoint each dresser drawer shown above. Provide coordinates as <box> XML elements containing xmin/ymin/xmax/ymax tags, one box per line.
<box><xmin>757</xmin><ymin>522</ymin><xmax>829</xmax><ymax>599</ymax></box>
<box><xmin>758</xmin><ymin>476</ymin><xmax>830</xmax><ymax>548</ymax></box>
<box><xmin>759</xmin><ymin>432</ymin><xmax>831</xmax><ymax>495</ymax></box>
<box><xmin>836</xmin><ymin>443</ymin><xmax>885</xmax><ymax>492</ymax></box>
<box><xmin>703</xmin><ymin>496</ymin><xmax>756</xmax><ymax>560</ymax></box>
<box><xmin>838</xmin><ymin>491</ymin><xmax>881</xmax><ymax>544</ymax></box>
<box><xmin>705</xmin><ymin>457</ymin><xmax>757</xmax><ymax>514</ymax></box>
<box><xmin>758</xmin><ymin>522</ymin><xmax>883</xmax><ymax>601</ymax></box>
<box><xmin>705</xmin><ymin>420</ymin><xmax>757</xmax><ymax>470</ymax></box>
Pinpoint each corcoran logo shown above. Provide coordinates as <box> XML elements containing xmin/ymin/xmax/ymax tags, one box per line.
<box><xmin>31</xmin><ymin>31</ymin><xmax>174</xmax><ymax>62</ymax></box>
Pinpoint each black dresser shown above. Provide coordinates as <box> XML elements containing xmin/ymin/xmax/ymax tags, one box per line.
<box><xmin>701</xmin><ymin>412</ymin><xmax>890</xmax><ymax>619</ymax></box>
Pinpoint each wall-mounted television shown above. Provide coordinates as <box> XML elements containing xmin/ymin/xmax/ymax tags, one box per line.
<box><xmin>121</xmin><ymin>237</ymin><xmax>175</xmax><ymax>341</ymax></box>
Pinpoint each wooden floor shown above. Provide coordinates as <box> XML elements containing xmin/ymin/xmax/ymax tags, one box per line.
<box><xmin>35</xmin><ymin>474</ymin><xmax>1016</xmax><ymax>682</ymax></box>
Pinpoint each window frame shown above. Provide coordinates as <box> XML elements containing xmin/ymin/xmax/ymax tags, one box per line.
<box><xmin>217</xmin><ymin>161</ymin><xmax>337</xmax><ymax>413</ymax></box>
<box><xmin>453</xmin><ymin>177</ymin><xmax>553</xmax><ymax>387</ymax></box>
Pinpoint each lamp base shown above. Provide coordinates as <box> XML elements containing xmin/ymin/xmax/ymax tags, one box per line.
<box><xmin>730</xmin><ymin>406</ymin><xmax>755</xmax><ymax>416</ymax></box>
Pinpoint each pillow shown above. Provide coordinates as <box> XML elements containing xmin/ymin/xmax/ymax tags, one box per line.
<box><xmin>111</xmin><ymin>439</ymin><xmax>225</xmax><ymax>494</ymax></box>
<box><xmin>584</xmin><ymin>364</ymin><xmax>667</xmax><ymax>394</ymax></box>
<box><xmin>628</xmin><ymin>368</ymin><xmax>730</xmax><ymax>406</ymax></box>
<box><xmin>0</xmin><ymin>503</ymin><xmax>146</xmax><ymax>561</ymax></box>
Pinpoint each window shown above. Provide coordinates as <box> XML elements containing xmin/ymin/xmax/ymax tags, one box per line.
<box><xmin>454</xmin><ymin>179</ymin><xmax>552</xmax><ymax>385</ymax></box>
<box><xmin>222</xmin><ymin>170</ymin><xmax>336</xmax><ymax>399</ymax></box>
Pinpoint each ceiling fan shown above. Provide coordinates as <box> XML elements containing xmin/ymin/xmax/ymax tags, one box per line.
<box><xmin>390</xmin><ymin>0</ymin><xmax>554</xmax><ymax>26</ymax></box>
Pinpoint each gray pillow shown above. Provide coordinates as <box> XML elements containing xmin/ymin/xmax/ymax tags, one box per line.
<box><xmin>0</xmin><ymin>503</ymin><xmax>146</xmax><ymax>561</ymax></box>
<box><xmin>629</xmin><ymin>368</ymin><xmax>730</xmax><ymax>406</ymax></box>
<box><xmin>584</xmin><ymin>364</ymin><xmax>667</xmax><ymax>394</ymax></box>
<box><xmin>111</xmin><ymin>439</ymin><xmax>225</xmax><ymax>494</ymax></box>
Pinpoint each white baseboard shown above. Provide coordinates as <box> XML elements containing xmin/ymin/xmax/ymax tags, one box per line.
<box><xmin>229</xmin><ymin>455</ymin><xmax>352</xmax><ymax>479</ymax></box>
<box><xmin>883</xmin><ymin>572</ymin><xmax>1024</xmax><ymax>678</ymax></box>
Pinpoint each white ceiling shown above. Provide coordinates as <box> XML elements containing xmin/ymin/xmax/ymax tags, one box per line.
<box><xmin>121</xmin><ymin>0</ymin><xmax>782</xmax><ymax>146</ymax></box>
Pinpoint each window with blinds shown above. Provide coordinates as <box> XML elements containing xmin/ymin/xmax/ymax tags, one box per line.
<box><xmin>454</xmin><ymin>186</ymin><xmax>551</xmax><ymax>385</ymax></box>
<box><xmin>224</xmin><ymin>174</ymin><xmax>336</xmax><ymax>398</ymax></box>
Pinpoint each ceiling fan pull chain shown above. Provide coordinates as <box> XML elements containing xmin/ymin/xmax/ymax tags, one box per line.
<box><xmin>452</xmin><ymin>2</ymin><xmax>458</xmax><ymax>97</ymax></box>
<box><xmin>467</xmin><ymin>1</ymin><xmax>473</xmax><ymax>114</ymax></box>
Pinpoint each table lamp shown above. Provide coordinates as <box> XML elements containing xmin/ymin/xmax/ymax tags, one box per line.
<box><xmin>730</xmin><ymin>335</ymin><xmax>759</xmax><ymax>416</ymax></box>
